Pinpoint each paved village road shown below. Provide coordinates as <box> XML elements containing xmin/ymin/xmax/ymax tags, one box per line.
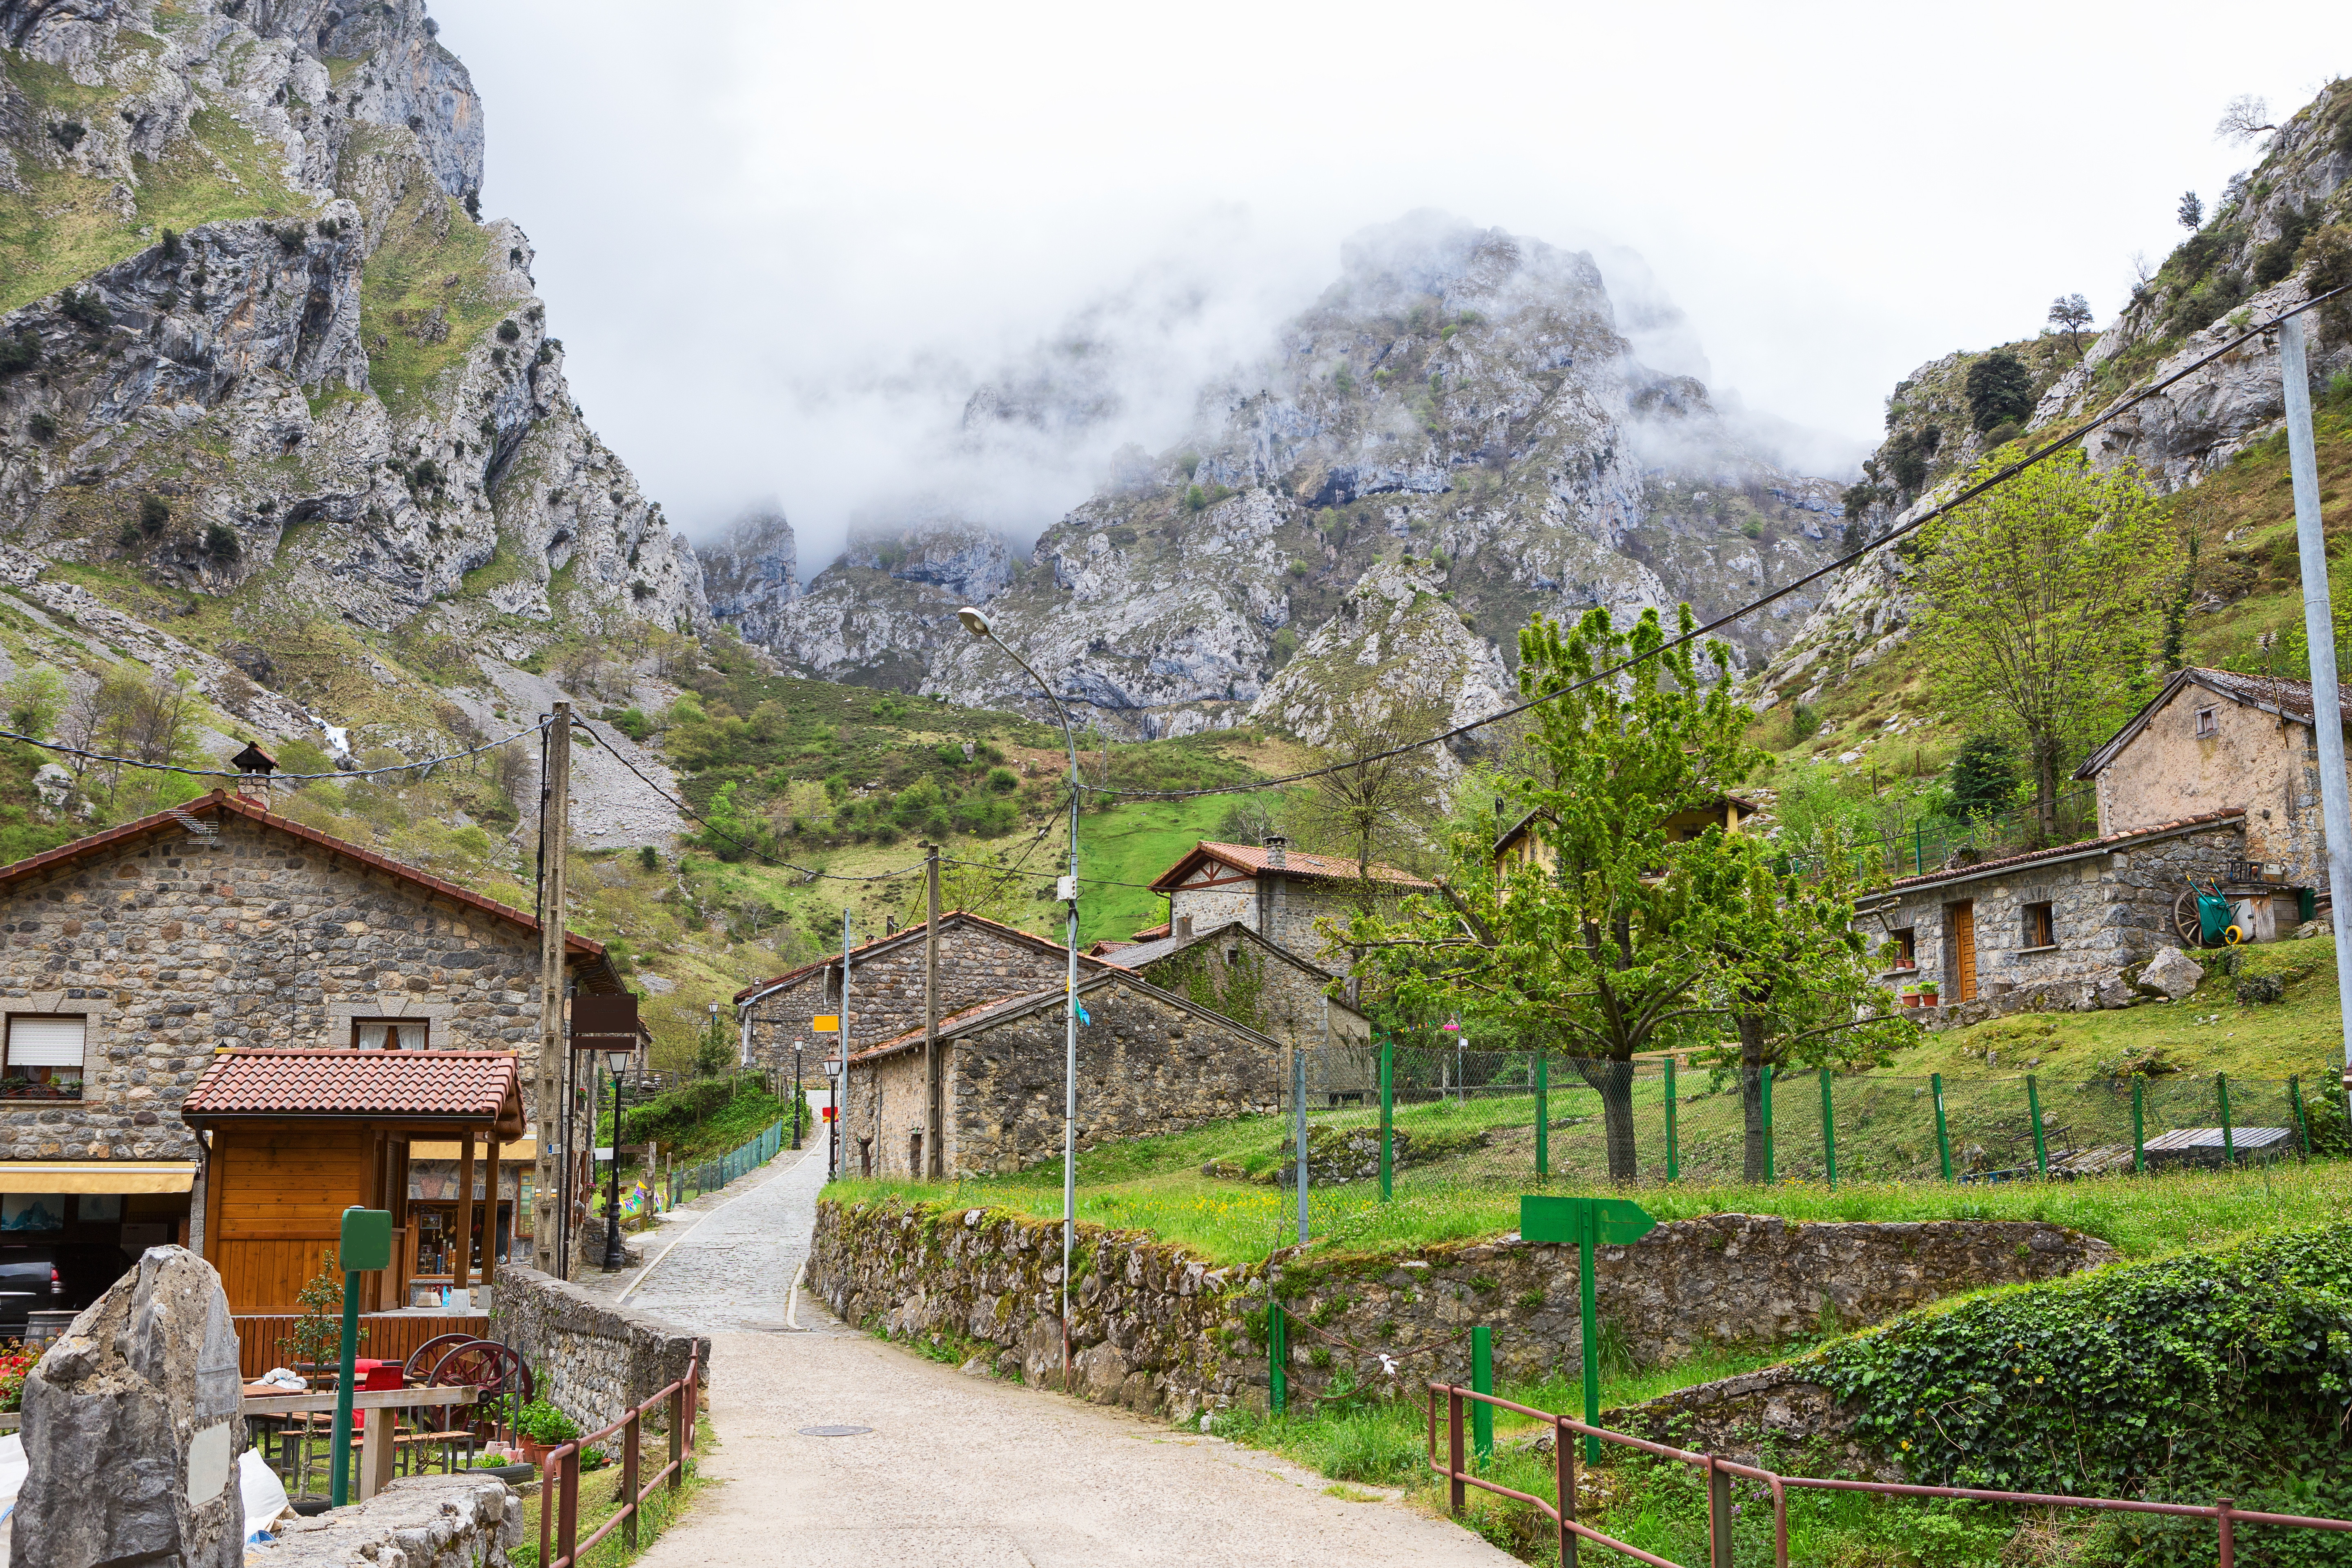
<box><xmin>626</xmin><ymin>1144</ymin><xmax>1519</xmax><ymax>1568</ymax></box>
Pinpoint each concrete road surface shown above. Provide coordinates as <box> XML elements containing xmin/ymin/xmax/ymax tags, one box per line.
<box><xmin>622</xmin><ymin>1135</ymin><xmax>1515</xmax><ymax>1567</ymax></box>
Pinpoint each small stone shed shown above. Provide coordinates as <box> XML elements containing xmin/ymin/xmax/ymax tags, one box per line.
<box><xmin>840</xmin><ymin>969</ymin><xmax>1286</xmax><ymax>1177</ymax></box>
<box><xmin>1097</xmin><ymin>917</ymin><xmax>1370</xmax><ymax>1056</ymax></box>
<box><xmin>0</xmin><ymin>789</ymin><xmax>618</xmax><ymax>1270</ymax></box>
<box><xmin>1864</xmin><ymin>811</ymin><xmax>2247</xmax><ymax>1016</ymax></box>
<box><xmin>733</xmin><ymin>910</ymin><xmax>1112</xmax><ymax>1072</ymax></box>
<box><xmin>1149</xmin><ymin>838</ymin><xmax>1432</xmax><ymax>963</ymax></box>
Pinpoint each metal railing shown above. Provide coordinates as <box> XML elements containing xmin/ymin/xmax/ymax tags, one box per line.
<box><xmin>539</xmin><ymin>1352</ymin><xmax>700</xmax><ymax>1568</ymax></box>
<box><xmin>1426</xmin><ymin>1381</ymin><xmax>2352</xmax><ymax>1567</ymax></box>
<box><xmin>666</xmin><ymin>1118</ymin><xmax>786</xmax><ymax>1209</ymax></box>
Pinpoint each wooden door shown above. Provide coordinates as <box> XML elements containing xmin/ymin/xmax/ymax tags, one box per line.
<box><xmin>1949</xmin><ymin>902</ymin><xmax>1978</xmax><ymax>1003</ymax></box>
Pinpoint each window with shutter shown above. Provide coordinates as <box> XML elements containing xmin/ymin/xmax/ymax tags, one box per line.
<box><xmin>4</xmin><ymin>1016</ymin><xmax>84</xmax><ymax>1094</ymax></box>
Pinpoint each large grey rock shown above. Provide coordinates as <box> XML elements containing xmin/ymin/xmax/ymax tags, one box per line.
<box><xmin>269</xmin><ymin>1476</ymin><xmax>522</xmax><ymax>1568</ymax></box>
<box><xmin>2141</xmin><ymin>945</ymin><xmax>2205</xmax><ymax>1001</ymax></box>
<box><xmin>15</xmin><ymin>1246</ymin><xmax>245</xmax><ymax>1568</ymax></box>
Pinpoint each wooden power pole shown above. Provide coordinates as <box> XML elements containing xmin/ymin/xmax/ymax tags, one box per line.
<box><xmin>533</xmin><ymin>703</ymin><xmax>571</xmax><ymax>1276</ymax></box>
<box><xmin>924</xmin><ymin>844</ymin><xmax>942</xmax><ymax>1177</ymax></box>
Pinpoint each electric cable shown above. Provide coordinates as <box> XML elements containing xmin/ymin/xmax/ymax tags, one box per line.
<box><xmin>1066</xmin><ymin>283</ymin><xmax>2352</xmax><ymax>801</ymax></box>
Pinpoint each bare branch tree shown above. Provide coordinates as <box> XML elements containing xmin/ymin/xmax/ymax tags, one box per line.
<box><xmin>2216</xmin><ymin>95</ymin><xmax>2275</xmax><ymax>144</ymax></box>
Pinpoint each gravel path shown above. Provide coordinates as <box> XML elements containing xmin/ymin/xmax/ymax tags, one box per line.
<box><xmin>621</xmin><ymin>1116</ymin><xmax>1516</xmax><ymax>1567</ymax></box>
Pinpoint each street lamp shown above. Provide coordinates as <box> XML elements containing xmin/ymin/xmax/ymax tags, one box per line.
<box><xmin>599</xmin><ymin>1042</ymin><xmax>633</xmax><ymax>1272</ymax></box>
<box><xmin>958</xmin><ymin>605</ymin><xmax>1084</xmax><ymax>1381</ymax></box>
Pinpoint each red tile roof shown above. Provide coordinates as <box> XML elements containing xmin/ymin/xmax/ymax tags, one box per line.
<box><xmin>1880</xmin><ymin>809</ymin><xmax>2245</xmax><ymax>893</ymax></box>
<box><xmin>182</xmin><ymin>1049</ymin><xmax>524</xmax><ymax>1136</ymax></box>
<box><xmin>0</xmin><ymin>791</ymin><xmax>610</xmax><ymax>970</ymax></box>
<box><xmin>1148</xmin><ymin>841</ymin><xmax>1435</xmax><ymax>894</ymax></box>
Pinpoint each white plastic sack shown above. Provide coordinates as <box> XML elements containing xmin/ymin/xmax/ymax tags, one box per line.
<box><xmin>0</xmin><ymin>1431</ymin><xmax>24</xmax><ymax>1568</ymax></box>
<box><xmin>241</xmin><ymin>1447</ymin><xmax>289</xmax><ymax>1543</ymax></box>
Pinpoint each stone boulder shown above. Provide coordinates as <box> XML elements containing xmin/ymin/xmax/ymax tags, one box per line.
<box><xmin>2140</xmin><ymin>945</ymin><xmax>2205</xmax><ymax>1001</ymax></box>
<box><xmin>268</xmin><ymin>1476</ymin><xmax>522</xmax><ymax>1568</ymax></box>
<box><xmin>16</xmin><ymin>1246</ymin><xmax>245</xmax><ymax>1568</ymax></box>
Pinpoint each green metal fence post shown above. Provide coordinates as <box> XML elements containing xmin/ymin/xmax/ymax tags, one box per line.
<box><xmin>1932</xmin><ymin>1072</ymin><xmax>1952</xmax><ymax>1182</ymax></box>
<box><xmin>2027</xmin><ymin>1075</ymin><xmax>2048</xmax><ymax>1177</ymax></box>
<box><xmin>2290</xmin><ymin>1075</ymin><xmax>2310</xmax><ymax>1160</ymax></box>
<box><xmin>1471</xmin><ymin>1325</ymin><xmax>1493</xmax><ymax>1463</ymax></box>
<box><xmin>1535</xmin><ymin>1051</ymin><xmax>1549</xmax><ymax>1183</ymax></box>
<box><xmin>1269</xmin><ymin>1302</ymin><xmax>1287</xmax><ymax>1415</ymax></box>
<box><xmin>2218</xmin><ymin>1072</ymin><xmax>2235</xmax><ymax>1165</ymax></box>
<box><xmin>2132</xmin><ymin>1078</ymin><xmax>2146</xmax><ymax>1173</ymax></box>
<box><xmin>1761</xmin><ymin>1067</ymin><xmax>1775</xmax><ymax>1185</ymax></box>
<box><xmin>1379</xmin><ymin>1036</ymin><xmax>1394</xmax><ymax>1203</ymax></box>
<box><xmin>1665</xmin><ymin>1056</ymin><xmax>1679</xmax><ymax>1182</ymax></box>
<box><xmin>1819</xmin><ymin>1067</ymin><xmax>1837</xmax><ymax>1190</ymax></box>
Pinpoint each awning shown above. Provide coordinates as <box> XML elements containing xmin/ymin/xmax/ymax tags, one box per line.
<box><xmin>0</xmin><ymin>1161</ymin><xmax>196</xmax><ymax>1194</ymax></box>
<box><xmin>407</xmin><ymin>1138</ymin><xmax>538</xmax><ymax>1161</ymax></box>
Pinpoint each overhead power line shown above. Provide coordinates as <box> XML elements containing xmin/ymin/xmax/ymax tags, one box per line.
<box><xmin>0</xmin><ymin>715</ymin><xmax>550</xmax><ymax>780</ymax></box>
<box><xmin>1070</xmin><ymin>283</ymin><xmax>2352</xmax><ymax>802</ymax></box>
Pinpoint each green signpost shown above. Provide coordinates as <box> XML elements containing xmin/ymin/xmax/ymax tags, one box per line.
<box><xmin>1522</xmin><ymin>1194</ymin><xmax>1657</xmax><ymax>1463</ymax></box>
<box><xmin>328</xmin><ymin>1206</ymin><xmax>392</xmax><ymax>1507</ymax></box>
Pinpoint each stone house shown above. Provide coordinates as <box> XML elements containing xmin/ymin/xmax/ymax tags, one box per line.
<box><xmin>733</xmin><ymin>911</ymin><xmax>1116</xmax><ymax>1071</ymax></box>
<box><xmin>840</xmin><ymin>968</ymin><xmax>1286</xmax><ymax>1177</ymax></box>
<box><xmin>1097</xmin><ymin>917</ymin><xmax>1370</xmax><ymax>1058</ymax></box>
<box><xmin>0</xmin><ymin>788</ymin><xmax>620</xmax><ymax>1267</ymax></box>
<box><xmin>1148</xmin><ymin>838</ymin><xmax>1434</xmax><ymax>964</ymax></box>
<box><xmin>1863</xmin><ymin>812</ymin><xmax>2248</xmax><ymax>1016</ymax></box>
<box><xmin>2074</xmin><ymin>666</ymin><xmax>2336</xmax><ymax>911</ymax></box>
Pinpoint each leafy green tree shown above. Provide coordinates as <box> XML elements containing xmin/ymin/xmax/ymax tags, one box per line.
<box><xmin>1349</xmin><ymin>605</ymin><xmax>1756</xmax><ymax>1179</ymax></box>
<box><xmin>1947</xmin><ymin>735</ymin><xmax>2018</xmax><ymax>819</ymax></box>
<box><xmin>2177</xmin><ymin>190</ymin><xmax>2203</xmax><ymax>230</ymax></box>
<box><xmin>2047</xmin><ymin>294</ymin><xmax>2093</xmax><ymax>359</ymax></box>
<box><xmin>1695</xmin><ymin>835</ymin><xmax>1913</xmax><ymax>1179</ymax></box>
<box><xmin>1</xmin><ymin>667</ymin><xmax>65</xmax><ymax>742</ymax></box>
<box><xmin>1911</xmin><ymin>450</ymin><xmax>2174</xmax><ymax>845</ymax></box>
<box><xmin>1964</xmin><ymin>350</ymin><xmax>2035</xmax><ymax>432</ymax></box>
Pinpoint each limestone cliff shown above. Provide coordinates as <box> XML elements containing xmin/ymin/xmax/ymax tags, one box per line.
<box><xmin>0</xmin><ymin>0</ymin><xmax>706</xmax><ymax>758</ymax></box>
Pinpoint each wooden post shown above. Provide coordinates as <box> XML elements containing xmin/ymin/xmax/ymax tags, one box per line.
<box><xmin>482</xmin><ymin>1137</ymin><xmax>500</xmax><ymax>1292</ymax></box>
<box><xmin>924</xmin><ymin>844</ymin><xmax>942</xmax><ymax>1178</ymax></box>
<box><xmin>455</xmin><ymin>1131</ymin><xmax>475</xmax><ymax>1297</ymax></box>
<box><xmin>667</xmin><ymin>1383</ymin><xmax>684</xmax><ymax>1492</ymax></box>
<box><xmin>622</xmin><ymin>1405</ymin><xmax>641</xmax><ymax>1551</ymax></box>
<box><xmin>360</xmin><ymin>1403</ymin><xmax>394</xmax><ymax>1499</ymax></box>
<box><xmin>534</xmin><ymin>702</ymin><xmax>571</xmax><ymax>1275</ymax></box>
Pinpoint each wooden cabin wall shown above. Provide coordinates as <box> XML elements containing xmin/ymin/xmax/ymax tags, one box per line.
<box><xmin>206</xmin><ymin>1127</ymin><xmax>370</xmax><ymax>1313</ymax></box>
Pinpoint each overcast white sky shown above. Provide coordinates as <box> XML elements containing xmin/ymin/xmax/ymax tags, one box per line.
<box><xmin>434</xmin><ymin>0</ymin><xmax>2350</xmax><ymax>567</ymax></box>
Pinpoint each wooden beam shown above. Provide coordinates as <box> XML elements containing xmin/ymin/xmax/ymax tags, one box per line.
<box><xmin>454</xmin><ymin>1132</ymin><xmax>474</xmax><ymax>1296</ymax></box>
<box><xmin>481</xmin><ymin>1136</ymin><xmax>499</xmax><ymax>1293</ymax></box>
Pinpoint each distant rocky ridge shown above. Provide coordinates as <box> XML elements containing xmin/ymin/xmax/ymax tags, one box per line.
<box><xmin>721</xmin><ymin>214</ymin><xmax>1851</xmax><ymax>741</ymax></box>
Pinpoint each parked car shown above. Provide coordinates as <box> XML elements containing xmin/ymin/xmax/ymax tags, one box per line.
<box><xmin>0</xmin><ymin>1244</ymin><xmax>135</xmax><ymax>1332</ymax></box>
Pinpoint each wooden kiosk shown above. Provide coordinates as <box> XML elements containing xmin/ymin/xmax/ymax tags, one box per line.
<box><xmin>182</xmin><ymin>1048</ymin><xmax>523</xmax><ymax>1372</ymax></box>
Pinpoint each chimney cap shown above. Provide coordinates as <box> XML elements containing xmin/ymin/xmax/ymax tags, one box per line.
<box><xmin>232</xmin><ymin>741</ymin><xmax>278</xmax><ymax>775</ymax></box>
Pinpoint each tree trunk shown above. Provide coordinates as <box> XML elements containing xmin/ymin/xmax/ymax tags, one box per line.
<box><xmin>1573</xmin><ymin>1055</ymin><xmax>1639</xmax><ymax>1180</ymax></box>
<box><xmin>1736</xmin><ymin>1012</ymin><xmax>1770</xmax><ymax>1182</ymax></box>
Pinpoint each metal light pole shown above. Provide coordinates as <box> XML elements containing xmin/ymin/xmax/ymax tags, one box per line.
<box><xmin>2280</xmin><ymin>313</ymin><xmax>2352</xmax><ymax>1123</ymax></box>
<box><xmin>958</xmin><ymin>606</ymin><xmax>1082</xmax><ymax>1385</ymax></box>
<box><xmin>600</xmin><ymin>1047</ymin><xmax>628</xmax><ymax>1272</ymax></box>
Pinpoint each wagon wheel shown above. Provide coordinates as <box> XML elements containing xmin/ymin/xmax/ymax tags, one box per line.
<box><xmin>402</xmin><ymin>1332</ymin><xmax>477</xmax><ymax>1386</ymax></box>
<box><xmin>2172</xmin><ymin>889</ymin><xmax>2206</xmax><ymax>947</ymax></box>
<box><xmin>428</xmin><ymin>1341</ymin><xmax>532</xmax><ymax>1434</ymax></box>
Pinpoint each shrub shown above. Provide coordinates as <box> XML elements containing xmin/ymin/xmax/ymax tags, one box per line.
<box><xmin>58</xmin><ymin>290</ymin><xmax>108</xmax><ymax>330</ymax></box>
<box><xmin>1963</xmin><ymin>349</ymin><xmax>2034</xmax><ymax>432</ymax></box>
<box><xmin>630</xmin><ymin>579</ymin><xmax>653</xmax><ymax>601</ymax></box>
<box><xmin>496</xmin><ymin>319</ymin><xmax>521</xmax><ymax>343</ymax></box>
<box><xmin>139</xmin><ymin>496</ymin><xmax>169</xmax><ymax>535</ymax></box>
<box><xmin>1948</xmin><ymin>734</ymin><xmax>2016</xmax><ymax>817</ymax></box>
<box><xmin>204</xmin><ymin>523</ymin><xmax>240</xmax><ymax>559</ymax></box>
<box><xmin>274</xmin><ymin>224</ymin><xmax>307</xmax><ymax>252</ymax></box>
<box><xmin>2234</xmin><ymin>971</ymin><xmax>2285</xmax><ymax>1004</ymax></box>
<box><xmin>2252</xmin><ymin>205</ymin><xmax>2318</xmax><ymax>289</ymax></box>
<box><xmin>1740</xmin><ymin>521</ymin><xmax>1762</xmax><ymax>539</ymax></box>
<box><xmin>984</xmin><ymin>766</ymin><xmax>1019</xmax><ymax>793</ymax></box>
<box><xmin>27</xmin><ymin>413</ymin><xmax>56</xmax><ymax>442</ymax></box>
<box><xmin>0</xmin><ymin>332</ymin><xmax>38</xmax><ymax>377</ymax></box>
<box><xmin>608</xmin><ymin>707</ymin><xmax>651</xmax><ymax>742</ymax></box>
<box><xmin>116</xmin><ymin>522</ymin><xmax>140</xmax><ymax>548</ymax></box>
<box><xmin>46</xmin><ymin>122</ymin><xmax>83</xmax><ymax>151</ymax></box>
<box><xmin>638</xmin><ymin>845</ymin><xmax>659</xmax><ymax>872</ymax></box>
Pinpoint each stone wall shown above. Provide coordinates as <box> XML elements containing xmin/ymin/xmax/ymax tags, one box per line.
<box><xmin>1127</xmin><ymin>929</ymin><xmax>1368</xmax><ymax>1056</ymax></box>
<box><xmin>942</xmin><ymin>975</ymin><xmax>1283</xmax><ymax>1174</ymax></box>
<box><xmin>742</xmin><ymin>916</ymin><xmax>1083</xmax><ymax>1070</ymax></box>
<box><xmin>1868</xmin><ymin>820</ymin><xmax>2247</xmax><ymax>1020</ymax></box>
<box><xmin>810</xmin><ymin>1199</ymin><xmax>2115</xmax><ymax>1420</ymax></box>
<box><xmin>267</xmin><ymin>1476</ymin><xmax>524</xmax><ymax>1568</ymax></box>
<box><xmin>2092</xmin><ymin>678</ymin><xmax>2327</xmax><ymax>889</ymax></box>
<box><xmin>491</xmin><ymin>1265</ymin><xmax>706</xmax><ymax>1439</ymax></box>
<box><xmin>0</xmin><ymin>807</ymin><xmax>586</xmax><ymax>1164</ymax></box>
<box><xmin>1606</xmin><ymin>1363</ymin><xmax>1888</xmax><ymax>1477</ymax></box>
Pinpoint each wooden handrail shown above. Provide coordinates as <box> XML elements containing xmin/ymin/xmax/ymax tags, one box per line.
<box><xmin>538</xmin><ymin>1354</ymin><xmax>699</xmax><ymax>1568</ymax></box>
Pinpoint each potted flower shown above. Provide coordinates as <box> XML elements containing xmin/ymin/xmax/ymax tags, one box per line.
<box><xmin>1916</xmin><ymin>980</ymin><xmax>1940</xmax><ymax>1007</ymax></box>
<box><xmin>512</xmin><ymin>1400</ymin><xmax>580</xmax><ymax>1468</ymax></box>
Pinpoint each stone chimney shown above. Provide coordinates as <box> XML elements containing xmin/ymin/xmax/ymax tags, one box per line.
<box><xmin>1261</xmin><ymin>834</ymin><xmax>1288</xmax><ymax>870</ymax></box>
<box><xmin>230</xmin><ymin>740</ymin><xmax>277</xmax><ymax>807</ymax></box>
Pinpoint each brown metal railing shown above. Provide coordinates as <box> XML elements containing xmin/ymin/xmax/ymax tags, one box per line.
<box><xmin>1427</xmin><ymin>1382</ymin><xmax>2352</xmax><ymax>1567</ymax></box>
<box><xmin>538</xmin><ymin>1354</ymin><xmax>700</xmax><ymax>1568</ymax></box>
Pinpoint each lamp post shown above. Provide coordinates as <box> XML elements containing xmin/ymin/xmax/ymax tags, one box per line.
<box><xmin>958</xmin><ymin>605</ymin><xmax>1083</xmax><ymax>1381</ymax></box>
<box><xmin>599</xmin><ymin>1043</ymin><xmax>631</xmax><ymax>1272</ymax></box>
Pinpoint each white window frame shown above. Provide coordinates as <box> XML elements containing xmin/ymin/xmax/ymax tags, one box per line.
<box><xmin>4</xmin><ymin>1014</ymin><xmax>86</xmax><ymax>1090</ymax></box>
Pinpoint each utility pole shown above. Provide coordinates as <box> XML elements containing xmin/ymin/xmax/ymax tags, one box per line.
<box><xmin>532</xmin><ymin>702</ymin><xmax>570</xmax><ymax>1277</ymax></box>
<box><xmin>2281</xmin><ymin>314</ymin><xmax>2352</xmax><ymax>1124</ymax></box>
<box><xmin>832</xmin><ymin>908</ymin><xmax>850</xmax><ymax>1178</ymax></box>
<box><xmin>924</xmin><ymin>844</ymin><xmax>942</xmax><ymax>1178</ymax></box>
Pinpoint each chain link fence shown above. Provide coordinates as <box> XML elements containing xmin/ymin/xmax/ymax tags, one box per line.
<box><xmin>1243</xmin><ymin>1044</ymin><xmax>2340</xmax><ymax>1254</ymax></box>
<box><xmin>666</xmin><ymin>1117</ymin><xmax>787</xmax><ymax>1209</ymax></box>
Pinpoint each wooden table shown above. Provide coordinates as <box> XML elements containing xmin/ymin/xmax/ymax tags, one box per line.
<box><xmin>240</xmin><ymin>1385</ymin><xmax>477</xmax><ymax>1501</ymax></box>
